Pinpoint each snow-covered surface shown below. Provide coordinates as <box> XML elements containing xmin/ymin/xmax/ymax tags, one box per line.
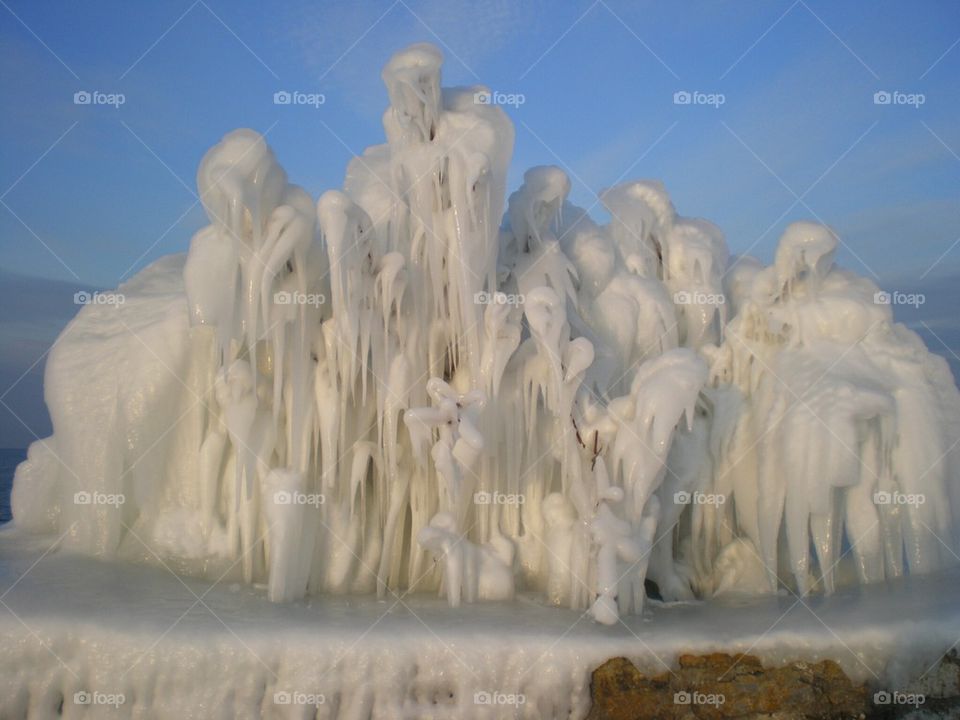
<box><xmin>1</xmin><ymin>529</ymin><xmax>958</xmax><ymax>719</ymax></box>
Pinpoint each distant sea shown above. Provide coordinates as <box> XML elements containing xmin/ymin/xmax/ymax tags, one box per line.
<box><xmin>0</xmin><ymin>448</ymin><xmax>25</xmax><ymax>523</ymax></box>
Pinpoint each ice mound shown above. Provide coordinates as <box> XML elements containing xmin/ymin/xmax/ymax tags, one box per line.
<box><xmin>13</xmin><ymin>43</ymin><xmax>960</xmax><ymax>626</ymax></box>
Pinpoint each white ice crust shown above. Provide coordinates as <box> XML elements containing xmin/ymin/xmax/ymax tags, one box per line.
<box><xmin>1</xmin><ymin>533</ymin><xmax>958</xmax><ymax>719</ymax></box>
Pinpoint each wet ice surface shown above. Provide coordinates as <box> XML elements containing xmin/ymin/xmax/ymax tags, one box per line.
<box><xmin>1</xmin><ymin>530</ymin><xmax>958</xmax><ymax>719</ymax></box>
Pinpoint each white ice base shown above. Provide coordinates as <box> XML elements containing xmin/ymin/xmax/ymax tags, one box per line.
<box><xmin>1</xmin><ymin>528</ymin><xmax>958</xmax><ymax>719</ymax></box>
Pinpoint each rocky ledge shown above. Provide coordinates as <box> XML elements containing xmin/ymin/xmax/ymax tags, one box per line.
<box><xmin>588</xmin><ymin>652</ymin><xmax>960</xmax><ymax>719</ymax></box>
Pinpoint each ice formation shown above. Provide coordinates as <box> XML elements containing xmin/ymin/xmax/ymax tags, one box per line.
<box><xmin>12</xmin><ymin>43</ymin><xmax>960</xmax><ymax>626</ymax></box>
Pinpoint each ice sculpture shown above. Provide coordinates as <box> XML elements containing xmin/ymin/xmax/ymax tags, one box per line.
<box><xmin>12</xmin><ymin>43</ymin><xmax>960</xmax><ymax>626</ymax></box>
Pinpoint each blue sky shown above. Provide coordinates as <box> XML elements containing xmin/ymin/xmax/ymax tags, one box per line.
<box><xmin>1</xmin><ymin>0</ymin><xmax>959</xmax><ymax>446</ymax></box>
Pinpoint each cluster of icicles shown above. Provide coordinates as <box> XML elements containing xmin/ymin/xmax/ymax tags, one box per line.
<box><xmin>16</xmin><ymin>43</ymin><xmax>960</xmax><ymax>624</ymax></box>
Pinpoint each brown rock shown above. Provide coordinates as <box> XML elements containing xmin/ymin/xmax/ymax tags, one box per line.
<box><xmin>586</xmin><ymin>653</ymin><xmax>869</xmax><ymax>720</ymax></box>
